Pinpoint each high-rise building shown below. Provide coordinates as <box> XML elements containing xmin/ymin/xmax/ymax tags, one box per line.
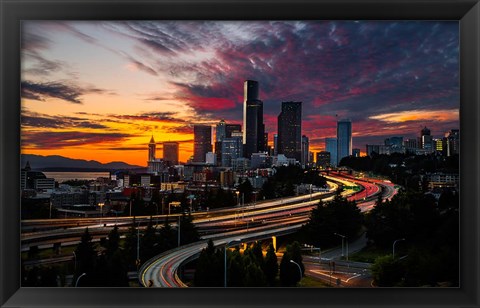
<box><xmin>352</xmin><ymin>148</ymin><xmax>361</xmax><ymax>157</ymax></box>
<box><xmin>277</xmin><ymin>101</ymin><xmax>302</xmax><ymax>161</ymax></box>
<box><xmin>301</xmin><ymin>135</ymin><xmax>309</xmax><ymax>167</ymax></box>
<box><xmin>147</xmin><ymin>136</ymin><xmax>167</xmax><ymax>173</ymax></box>
<box><xmin>221</xmin><ymin>136</ymin><xmax>243</xmax><ymax>167</ymax></box>
<box><xmin>445</xmin><ymin>129</ymin><xmax>459</xmax><ymax>156</ymax></box>
<box><xmin>148</xmin><ymin>135</ymin><xmax>156</xmax><ymax>162</ymax></box>
<box><xmin>226</xmin><ymin>124</ymin><xmax>241</xmax><ymax>138</ymax></box>
<box><xmin>404</xmin><ymin>138</ymin><xmax>418</xmax><ymax>153</ymax></box>
<box><xmin>193</xmin><ymin>125</ymin><xmax>212</xmax><ymax>162</ymax></box>
<box><xmin>337</xmin><ymin>119</ymin><xmax>352</xmax><ymax>165</ymax></box>
<box><xmin>273</xmin><ymin>134</ymin><xmax>278</xmax><ymax>156</ymax></box>
<box><xmin>216</xmin><ymin>119</ymin><xmax>226</xmax><ymax>142</ymax></box>
<box><xmin>215</xmin><ymin>120</ymin><xmax>227</xmax><ymax>165</ymax></box>
<box><xmin>316</xmin><ymin>151</ymin><xmax>331</xmax><ymax>169</ymax></box>
<box><xmin>325</xmin><ymin>138</ymin><xmax>337</xmax><ymax>167</ymax></box>
<box><xmin>420</xmin><ymin>126</ymin><xmax>433</xmax><ymax>153</ymax></box>
<box><xmin>163</xmin><ymin>142</ymin><xmax>179</xmax><ymax>165</ymax></box>
<box><xmin>243</xmin><ymin>80</ymin><xmax>264</xmax><ymax>158</ymax></box>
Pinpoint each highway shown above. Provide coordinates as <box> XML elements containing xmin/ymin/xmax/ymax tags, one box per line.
<box><xmin>138</xmin><ymin>174</ymin><xmax>395</xmax><ymax>288</ymax></box>
<box><xmin>22</xmin><ymin>172</ymin><xmax>399</xmax><ymax>287</ymax></box>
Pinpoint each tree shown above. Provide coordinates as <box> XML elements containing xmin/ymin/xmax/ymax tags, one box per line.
<box><xmin>74</xmin><ymin>228</ymin><xmax>96</xmax><ymax>281</ymax></box>
<box><xmin>105</xmin><ymin>225</ymin><xmax>120</xmax><ymax>258</ymax></box>
<box><xmin>238</xmin><ymin>178</ymin><xmax>254</xmax><ymax>203</ymax></box>
<box><xmin>107</xmin><ymin>249</ymin><xmax>129</xmax><ymax>287</ymax></box>
<box><xmin>141</xmin><ymin>217</ymin><xmax>159</xmax><ymax>262</ymax></box>
<box><xmin>227</xmin><ymin>249</ymin><xmax>245</xmax><ymax>287</ymax></box>
<box><xmin>264</xmin><ymin>243</ymin><xmax>278</xmax><ymax>286</ymax></box>
<box><xmin>280</xmin><ymin>241</ymin><xmax>304</xmax><ymax>286</ymax></box>
<box><xmin>371</xmin><ymin>255</ymin><xmax>405</xmax><ymax>287</ymax></box>
<box><xmin>194</xmin><ymin>239</ymin><xmax>223</xmax><ymax>287</ymax></box>
<box><xmin>179</xmin><ymin>212</ymin><xmax>199</xmax><ymax>245</ymax></box>
<box><xmin>158</xmin><ymin>219</ymin><xmax>176</xmax><ymax>253</ymax></box>
<box><xmin>123</xmin><ymin>218</ymin><xmax>139</xmax><ymax>269</ymax></box>
<box><xmin>302</xmin><ymin>195</ymin><xmax>363</xmax><ymax>248</ymax></box>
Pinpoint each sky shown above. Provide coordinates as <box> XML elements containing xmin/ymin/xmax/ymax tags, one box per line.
<box><xmin>21</xmin><ymin>21</ymin><xmax>459</xmax><ymax>166</ymax></box>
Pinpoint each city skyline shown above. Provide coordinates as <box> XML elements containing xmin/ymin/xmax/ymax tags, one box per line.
<box><xmin>21</xmin><ymin>21</ymin><xmax>459</xmax><ymax>166</ymax></box>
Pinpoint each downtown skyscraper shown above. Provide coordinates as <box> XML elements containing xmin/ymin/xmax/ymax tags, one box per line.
<box><xmin>193</xmin><ymin>125</ymin><xmax>212</xmax><ymax>163</ymax></box>
<box><xmin>163</xmin><ymin>142</ymin><xmax>179</xmax><ymax>165</ymax></box>
<box><xmin>243</xmin><ymin>80</ymin><xmax>265</xmax><ymax>158</ymax></box>
<box><xmin>277</xmin><ymin>101</ymin><xmax>302</xmax><ymax>161</ymax></box>
<box><xmin>337</xmin><ymin>119</ymin><xmax>352</xmax><ymax>165</ymax></box>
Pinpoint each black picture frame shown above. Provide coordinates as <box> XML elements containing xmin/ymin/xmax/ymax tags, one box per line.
<box><xmin>1</xmin><ymin>0</ymin><xmax>479</xmax><ymax>307</ymax></box>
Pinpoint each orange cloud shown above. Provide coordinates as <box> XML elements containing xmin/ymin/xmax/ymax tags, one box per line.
<box><xmin>370</xmin><ymin>109</ymin><xmax>459</xmax><ymax>123</ymax></box>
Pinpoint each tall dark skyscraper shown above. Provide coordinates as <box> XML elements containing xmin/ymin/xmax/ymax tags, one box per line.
<box><xmin>193</xmin><ymin>125</ymin><xmax>212</xmax><ymax>163</ymax></box>
<box><xmin>243</xmin><ymin>80</ymin><xmax>264</xmax><ymax>158</ymax></box>
<box><xmin>277</xmin><ymin>101</ymin><xmax>302</xmax><ymax>161</ymax></box>
<box><xmin>163</xmin><ymin>142</ymin><xmax>179</xmax><ymax>165</ymax></box>
<box><xmin>215</xmin><ymin>120</ymin><xmax>226</xmax><ymax>165</ymax></box>
<box><xmin>337</xmin><ymin>119</ymin><xmax>352</xmax><ymax>165</ymax></box>
<box><xmin>420</xmin><ymin>126</ymin><xmax>433</xmax><ymax>152</ymax></box>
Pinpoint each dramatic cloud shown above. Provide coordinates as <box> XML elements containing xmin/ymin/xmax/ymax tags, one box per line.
<box><xmin>22</xmin><ymin>113</ymin><xmax>109</xmax><ymax>130</ymax></box>
<box><xmin>21</xmin><ymin>81</ymin><xmax>112</xmax><ymax>104</ymax></box>
<box><xmin>22</xmin><ymin>131</ymin><xmax>132</xmax><ymax>149</ymax></box>
<box><xmin>21</xmin><ymin>20</ymin><xmax>459</xmax><ymax>164</ymax></box>
<box><xmin>111</xmin><ymin>111</ymin><xmax>186</xmax><ymax>123</ymax></box>
<box><xmin>369</xmin><ymin>109</ymin><xmax>459</xmax><ymax>123</ymax></box>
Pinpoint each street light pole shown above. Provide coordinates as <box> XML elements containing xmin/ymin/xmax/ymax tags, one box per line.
<box><xmin>177</xmin><ymin>216</ymin><xmax>181</xmax><ymax>247</ymax></box>
<box><xmin>290</xmin><ymin>260</ymin><xmax>302</xmax><ymax>285</ymax></box>
<box><xmin>134</xmin><ymin>220</ymin><xmax>145</xmax><ymax>270</ymax></box>
<box><xmin>75</xmin><ymin>272</ymin><xmax>86</xmax><ymax>287</ymax></box>
<box><xmin>224</xmin><ymin>239</ymin><xmax>242</xmax><ymax>287</ymax></box>
<box><xmin>334</xmin><ymin>233</ymin><xmax>346</xmax><ymax>259</ymax></box>
<box><xmin>393</xmin><ymin>238</ymin><xmax>406</xmax><ymax>259</ymax></box>
<box><xmin>72</xmin><ymin>251</ymin><xmax>77</xmax><ymax>274</ymax></box>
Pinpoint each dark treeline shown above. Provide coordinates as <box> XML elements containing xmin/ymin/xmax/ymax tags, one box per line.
<box><xmin>23</xmin><ymin>213</ymin><xmax>199</xmax><ymax>287</ymax></box>
<box><xmin>340</xmin><ymin>153</ymin><xmax>459</xmax><ymax>191</ymax></box>
<box><xmin>194</xmin><ymin>240</ymin><xmax>304</xmax><ymax>287</ymax></box>
<box><xmin>300</xmin><ymin>192</ymin><xmax>363</xmax><ymax>249</ymax></box>
<box><xmin>261</xmin><ymin>166</ymin><xmax>327</xmax><ymax>200</ymax></box>
<box><xmin>367</xmin><ymin>190</ymin><xmax>459</xmax><ymax>287</ymax></box>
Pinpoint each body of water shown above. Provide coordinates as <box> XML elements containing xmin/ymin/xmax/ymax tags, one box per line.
<box><xmin>43</xmin><ymin>172</ymin><xmax>110</xmax><ymax>182</ymax></box>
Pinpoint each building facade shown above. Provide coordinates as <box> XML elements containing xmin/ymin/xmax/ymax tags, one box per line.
<box><xmin>337</xmin><ymin>119</ymin><xmax>352</xmax><ymax>165</ymax></box>
<box><xmin>163</xmin><ymin>142</ymin><xmax>179</xmax><ymax>165</ymax></box>
<box><xmin>193</xmin><ymin>125</ymin><xmax>212</xmax><ymax>163</ymax></box>
<box><xmin>325</xmin><ymin>138</ymin><xmax>337</xmax><ymax>167</ymax></box>
<box><xmin>243</xmin><ymin>80</ymin><xmax>265</xmax><ymax>158</ymax></box>
<box><xmin>277</xmin><ymin>101</ymin><xmax>302</xmax><ymax>161</ymax></box>
<box><xmin>301</xmin><ymin>135</ymin><xmax>309</xmax><ymax>167</ymax></box>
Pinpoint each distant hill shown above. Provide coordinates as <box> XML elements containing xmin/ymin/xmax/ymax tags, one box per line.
<box><xmin>21</xmin><ymin>154</ymin><xmax>144</xmax><ymax>171</ymax></box>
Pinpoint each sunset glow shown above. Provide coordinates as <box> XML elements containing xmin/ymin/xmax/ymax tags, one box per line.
<box><xmin>21</xmin><ymin>21</ymin><xmax>459</xmax><ymax>166</ymax></box>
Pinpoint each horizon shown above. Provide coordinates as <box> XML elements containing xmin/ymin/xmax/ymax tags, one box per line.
<box><xmin>21</xmin><ymin>20</ymin><xmax>459</xmax><ymax>166</ymax></box>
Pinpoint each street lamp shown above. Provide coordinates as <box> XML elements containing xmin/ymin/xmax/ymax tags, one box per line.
<box><xmin>177</xmin><ymin>215</ymin><xmax>181</xmax><ymax>247</ymax></box>
<box><xmin>334</xmin><ymin>233</ymin><xmax>348</xmax><ymax>261</ymax></box>
<box><xmin>393</xmin><ymin>238</ymin><xmax>406</xmax><ymax>259</ymax></box>
<box><xmin>98</xmin><ymin>203</ymin><xmax>104</xmax><ymax>225</ymax></box>
<box><xmin>290</xmin><ymin>260</ymin><xmax>302</xmax><ymax>284</ymax></box>
<box><xmin>72</xmin><ymin>251</ymin><xmax>77</xmax><ymax>274</ymax></box>
<box><xmin>235</xmin><ymin>191</ymin><xmax>240</xmax><ymax>207</ymax></box>
<box><xmin>75</xmin><ymin>272</ymin><xmax>87</xmax><ymax>287</ymax></box>
<box><xmin>224</xmin><ymin>239</ymin><xmax>242</xmax><ymax>287</ymax></box>
<box><xmin>136</xmin><ymin>221</ymin><xmax>141</xmax><ymax>270</ymax></box>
